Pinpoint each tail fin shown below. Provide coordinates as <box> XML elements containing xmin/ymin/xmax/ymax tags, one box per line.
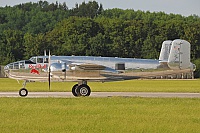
<box><xmin>158</xmin><ymin>40</ymin><xmax>172</xmax><ymax>68</ymax></box>
<box><xmin>167</xmin><ymin>39</ymin><xmax>190</xmax><ymax>70</ymax></box>
<box><xmin>159</xmin><ymin>40</ymin><xmax>172</xmax><ymax>62</ymax></box>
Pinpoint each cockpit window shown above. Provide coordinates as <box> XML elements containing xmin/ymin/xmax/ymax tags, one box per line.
<box><xmin>14</xmin><ymin>62</ymin><xmax>19</xmax><ymax>69</ymax></box>
<box><xmin>25</xmin><ymin>60</ymin><xmax>36</xmax><ymax>64</ymax></box>
<box><xmin>19</xmin><ymin>61</ymin><xmax>25</xmax><ymax>69</ymax></box>
<box><xmin>30</xmin><ymin>57</ymin><xmax>36</xmax><ymax>63</ymax></box>
<box><xmin>8</xmin><ymin>64</ymin><xmax>13</xmax><ymax>69</ymax></box>
<box><xmin>44</xmin><ymin>58</ymin><xmax>49</xmax><ymax>63</ymax></box>
<box><xmin>37</xmin><ymin>58</ymin><xmax>43</xmax><ymax>63</ymax></box>
<box><xmin>29</xmin><ymin>57</ymin><xmax>48</xmax><ymax>63</ymax></box>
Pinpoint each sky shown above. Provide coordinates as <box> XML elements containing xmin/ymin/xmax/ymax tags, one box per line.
<box><xmin>0</xmin><ymin>0</ymin><xmax>200</xmax><ymax>17</ymax></box>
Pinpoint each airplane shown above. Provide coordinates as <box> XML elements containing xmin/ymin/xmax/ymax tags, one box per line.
<box><xmin>4</xmin><ymin>39</ymin><xmax>196</xmax><ymax>97</ymax></box>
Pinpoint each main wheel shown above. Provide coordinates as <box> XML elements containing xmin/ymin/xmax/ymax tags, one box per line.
<box><xmin>72</xmin><ymin>84</ymin><xmax>79</xmax><ymax>97</ymax></box>
<box><xmin>77</xmin><ymin>84</ymin><xmax>91</xmax><ymax>96</ymax></box>
<box><xmin>19</xmin><ymin>88</ymin><xmax>28</xmax><ymax>97</ymax></box>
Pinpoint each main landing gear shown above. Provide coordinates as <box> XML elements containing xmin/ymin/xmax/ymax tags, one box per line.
<box><xmin>72</xmin><ymin>80</ymin><xmax>91</xmax><ymax>97</ymax></box>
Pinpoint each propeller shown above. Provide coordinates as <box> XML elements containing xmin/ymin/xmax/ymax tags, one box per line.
<box><xmin>48</xmin><ymin>50</ymin><xmax>51</xmax><ymax>91</ymax></box>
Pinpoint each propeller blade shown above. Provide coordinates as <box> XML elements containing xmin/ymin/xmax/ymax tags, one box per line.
<box><xmin>48</xmin><ymin>70</ymin><xmax>50</xmax><ymax>91</ymax></box>
<box><xmin>48</xmin><ymin>50</ymin><xmax>51</xmax><ymax>91</ymax></box>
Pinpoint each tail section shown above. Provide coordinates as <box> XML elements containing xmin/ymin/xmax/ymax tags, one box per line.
<box><xmin>159</xmin><ymin>39</ymin><xmax>192</xmax><ymax>70</ymax></box>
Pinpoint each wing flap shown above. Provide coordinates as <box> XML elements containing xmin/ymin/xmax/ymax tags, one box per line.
<box><xmin>68</xmin><ymin>63</ymin><xmax>106</xmax><ymax>70</ymax></box>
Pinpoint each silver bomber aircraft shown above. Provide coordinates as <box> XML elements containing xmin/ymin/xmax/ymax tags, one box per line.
<box><xmin>4</xmin><ymin>39</ymin><xmax>196</xmax><ymax>97</ymax></box>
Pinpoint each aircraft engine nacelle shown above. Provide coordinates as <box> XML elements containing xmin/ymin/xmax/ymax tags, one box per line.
<box><xmin>50</xmin><ymin>63</ymin><xmax>69</xmax><ymax>72</ymax></box>
<box><xmin>167</xmin><ymin>39</ymin><xmax>191</xmax><ymax>70</ymax></box>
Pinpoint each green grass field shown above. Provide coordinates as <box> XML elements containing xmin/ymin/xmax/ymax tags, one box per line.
<box><xmin>0</xmin><ymin>97</ymin><xmax>200</xmax><ymax>133</ymax></box>
<box><xmin>0</xmin><ymin>78</ymin><xmax>200</xmax><ymax>92</ymax></box>
<box><xmin>0</xmin><ymin>78</ymin><xmax>200</xmax><ymax>132</ymax></box>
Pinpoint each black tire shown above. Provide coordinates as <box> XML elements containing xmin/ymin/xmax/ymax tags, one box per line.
<box><xmin>77</xmin><ymin>84</ymin><xmax>91</xmax><ymax>96</ymax></box>
<box><xmin>72</xmin><ymin>84</ymin><xmax>79</xmax><ymax>97</ymax></box>
<box><xmin>19</xmin><ymin>88</ymin><xmax>28</xmax><ymax>97</ymax></box>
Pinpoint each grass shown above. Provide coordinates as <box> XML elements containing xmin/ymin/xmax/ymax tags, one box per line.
<box><xmin>0</xmin><ymin>78</ymin><xmax>200</xmax><ymax>132</ymax></box>
<box><xmin>0</xmin><ymin>97</ymin><xmax>200</xmax><ymax>133</ymax></box>
<box><xmin>0</xmin><ymin>78</ymin><xmax>200</xmax><ymax>92</ymax></box>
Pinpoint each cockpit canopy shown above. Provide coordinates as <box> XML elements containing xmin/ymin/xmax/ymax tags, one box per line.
<box><xmin>29</xmin><ymin>57</ymin><xmax>49</xmax><ymax>64</ymax></box>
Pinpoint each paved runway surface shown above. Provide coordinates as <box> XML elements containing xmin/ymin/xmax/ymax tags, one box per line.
<box><xmin>0</xmin><ymin>92</ymin><xmax>200</xmax><ymax>98</ymax></box>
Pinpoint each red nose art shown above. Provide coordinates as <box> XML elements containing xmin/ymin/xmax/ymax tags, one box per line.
<box><xmin>30</xmin><ymin>69</ymin><xmax>40</xmax><ymax>75</ymax></box>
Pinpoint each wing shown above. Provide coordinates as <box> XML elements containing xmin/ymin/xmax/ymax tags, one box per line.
<box><xmin>68</xmin><ymin>62</ymin><xmax>118</xmax><ymax>73</ymax></box>
<box><xmin>49</xmin><ymin>61</ymin><xmax>118</xmax><ymax>81</ymax></box>
<box><xmin>57</xmin><ymin>59</ymin><xmax>118</xmax><ymax>73</ymax></box>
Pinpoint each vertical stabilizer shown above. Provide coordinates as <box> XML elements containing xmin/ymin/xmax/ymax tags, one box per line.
<box><xmin>168</xmin><ymin>39</ymin><xmax>190</xmax><ymax>70</ymax></box>
<box><xmin>158</xmin><ymin>40</ymin><xmax>172</xmax><ymax>68</ymax></box>
<box><xmin>159</xmin><ymin>40</ymin><xmax>172</xmax><ymax>62</ymax></box>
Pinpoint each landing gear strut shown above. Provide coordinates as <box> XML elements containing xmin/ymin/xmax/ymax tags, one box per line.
<box><xmin>72</xmin><ymin>80</ymin><xmax>91</xmax><ymax>97</ymax></box>
<box><xmin>19</xmin><ymin>80</ymin><xmax>28</xmax><ymax>97</ymax></box>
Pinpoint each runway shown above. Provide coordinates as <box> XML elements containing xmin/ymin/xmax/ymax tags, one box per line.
<box><xmin>0</xmin><ymin>92</ymin><xmax>200</xmax><ymax>98</ymax></box>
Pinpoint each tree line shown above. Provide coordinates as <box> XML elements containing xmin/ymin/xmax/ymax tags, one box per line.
<box><xmin>0</xmin><ymin>1</ymin><xmax>200</xmax><ymax>77</ymax></box>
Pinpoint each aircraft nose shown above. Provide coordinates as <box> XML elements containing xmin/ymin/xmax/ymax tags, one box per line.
<box><xmin>4</xmin><ymin>64</ymin><xmax>10</xmax><ymax>76</ymax></box>
<box><xmin>4</xmin><ymin>63</ymin><xmax>14</xmax><ymax>70</ymax></box>
<box><xmin>4</xmin><ymin>60</ymin><xmax>26</xmax><ymax>76</ymax></box>
<box><xmin>4</xmin><ymin>63</ymin><xmax>12</xmax><ymax>71</ymax></box>
<box><xmin>4</xmin><ymin>65</ymin><xmax>8</xmax><ymax>70</ymax></box>
<box><xmin>4</xmin><ymin>60</ymin><xmax>25</xmax><ymax>70</ymax></box>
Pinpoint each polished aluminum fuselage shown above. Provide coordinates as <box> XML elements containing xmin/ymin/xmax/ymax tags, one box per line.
<box><xmin>4</xmin><ymin>56</ymin><xmax>193</xmax><ymax>82</ymax></box>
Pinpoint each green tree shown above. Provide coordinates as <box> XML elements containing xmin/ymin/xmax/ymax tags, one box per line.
<box><xmin>183</xmin><ymin>22</ymin><xmax>200</xmax><ymax>60</ymax></box>
<box><xmin>0</xmin><ymin>30</ymin><xmax>24</xmax><ymax>64</ymax></box>
<box><xmin>70</xmin><ymin>1</ymin><xmax>103</xmax><ymax>18</ymax></box>
<box><xmin>24</xmin><ymin>33</ymin><xmax>47</xmax><ymax>58</ymax></box>
<box><xmin>193</xmin><ymin>58</ymin><xmax>200</xmax><ymax>78</ymax></box>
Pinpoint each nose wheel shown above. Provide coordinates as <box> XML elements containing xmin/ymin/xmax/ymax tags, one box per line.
<box><xmin>72</xmin><ymin>81</ymin><xmax>91</xmax><ymax>97</ymax></box>
<box><xmin>19</xmin><ymin>80</ymin><xmax>29</xmax><ymax>97</ymax></box>
<box><xmin>19</xmin><ymin>88</ymin><xmax>28</xmax><ymax>97</ymax></box>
